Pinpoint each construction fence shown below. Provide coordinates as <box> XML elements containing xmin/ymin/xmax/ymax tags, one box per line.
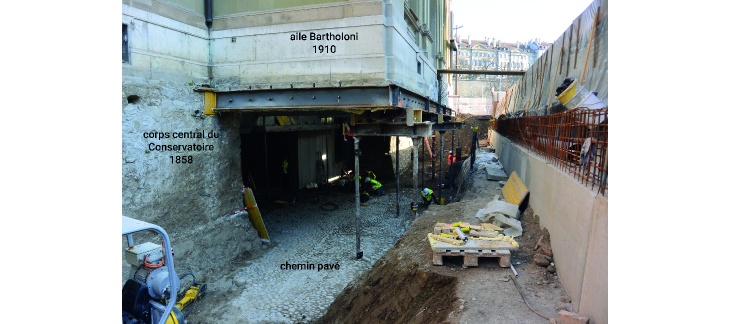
<box><xmin>492</xmin><ymin>107</ymin><xmax>607</xmax><ymax>195</ymax></box>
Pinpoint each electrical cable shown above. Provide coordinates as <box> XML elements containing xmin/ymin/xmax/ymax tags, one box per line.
<box><xmin>143</xmin><ymin>241</ymin><xmax>167</xmax><ymax>269</ymax></box>
<box><xmin>179</xmin><ymin>272</ymin><xmax>197</xmax><ymax>285</ymax></box>
<box><xmin>509</xmin><ymin>275</ymin><xmax>551</xmax><ymax>321</ymax></box>
<box><xmin>143</xmin><ymin>254</ymin><xmax>164</xmax><ymax>269</ymax></box>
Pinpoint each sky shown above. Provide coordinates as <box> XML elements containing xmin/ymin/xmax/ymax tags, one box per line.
<box><xmin>450</xmin><ymin>0</ymin><xmax>595</xmax><ymax>43</ymax></box>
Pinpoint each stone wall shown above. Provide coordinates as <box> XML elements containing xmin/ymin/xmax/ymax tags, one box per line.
<box><xmin>389</xmin><ymin>136</ymin><xmax>414</xmax><ymax>177</ymax></box>
<box><xmin>123</xmin><ymin>3</ymin><xmax>262</xmax><ymax>278</ymax></box>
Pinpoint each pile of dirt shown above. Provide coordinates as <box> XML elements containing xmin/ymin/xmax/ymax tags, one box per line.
<box><xmin>317</xmin><ymin>209</ymin><xmax>464</xmax><ymax>324</ymax></box>
<box><xmin>513</xmin><ymin>207</ymin><xmax>555</xmax><ymax>273</ymax></box>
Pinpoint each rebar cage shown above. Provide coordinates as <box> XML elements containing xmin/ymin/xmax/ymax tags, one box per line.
<box><xmin>493</xmin><ymin>107</ymin><xmax>607</xmax><ymax>195</ymax></box>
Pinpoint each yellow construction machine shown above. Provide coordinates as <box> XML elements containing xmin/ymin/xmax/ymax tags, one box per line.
<box><xmin>122</xmin><ymin>216</ymin><xmax>206</xmax><ymax>324</ymax></box>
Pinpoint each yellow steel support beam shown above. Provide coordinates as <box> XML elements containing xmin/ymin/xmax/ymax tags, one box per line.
<box><xmin>203</xmin><ymin>91</ymin><xmax>216</xmax><ymax>116</ymax></box>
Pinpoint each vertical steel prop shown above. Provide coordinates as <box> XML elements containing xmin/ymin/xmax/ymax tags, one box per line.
<box><xmin>263</xmin><ymin>124</ymin><xmax>271</xmax><ymax>201</ymax></box>
<box><xmin>421</xmin><ymin>137</ymin><xmax>425</xmax><ymax>188</ymax></box>
<box><xmin>412</xmin><ymin>137</ymin><xmax>420</xmax><ymax>216</ymax></box>
<box><xmin>396</xmin><ymin>136</ymin><xmax>400</xmax><ymax>217</ymax></box>
<box><xmin>451</xmin><ymin>130</ymin><xmax>455</xmax><ymax>188</ymax></box>
<box><xmin>439</xmin><ymin>130</ymin><xmax>445</xmax><ymax>204</ymax></box>
<box><xmin>431</xmin><ymin>136</ymin><xmax>435</xmax><ymax>180</ymax></box>
<box><xmin>470</xmin><ymin>126</ymin><xmax>478</xmax><ymax>170</ymax></box>
<box><xmin>354</xmin><ymin>137</ymin><xmax>363</xmax><ymax>259</ymax></box>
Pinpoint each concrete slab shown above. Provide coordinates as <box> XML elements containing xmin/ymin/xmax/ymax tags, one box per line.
<box><xmin>486</xmin><ymin>165</ymin><xmax>508</xmax><ymax>181</ymax></box>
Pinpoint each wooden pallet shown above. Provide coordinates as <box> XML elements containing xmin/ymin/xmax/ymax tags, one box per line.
<box><xmin>432</xmin><ymin>248</ymin><xmax>511</xmax><ymax>268</ymax></box>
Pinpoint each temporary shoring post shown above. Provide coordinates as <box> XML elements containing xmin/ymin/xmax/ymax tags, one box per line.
<box><xmin>470</xmin><ymin>126</ymin><xmax>477</xmax><ymax>170</ymax></box>
<box><xmin>396</xmin><ymin>136</ymin><xmax>400</xmax><ymax>217</ymax></box>
<box><xmin>431</xmin><ymin>136</ymin><xmax>435</xmax><ymax>180</ymax></box>
<box><xmin>439</xmin><ymin>130</ymin><xmax>445</xmax><ymax>205</ymax></box>
<box><xmin>451</xmin><ymin>130</ymin><xmax>455</xmax><ymax>188</ymax></box>
<box><xmin>421</xmin><ymin>137</ymin><xmax>425</xmax><ymax>188</ymax></box>
<box><xmin>412</xmin><ymin>137</ymin><xmax>420</xmax><ymax>217</ymax></box>
<box><xmin>354</xmin><ymin>137</ymin><xmax>363</xmax><ymax>259</ymax></box>
<box><xmin>263</xmin><ymin>124</ymin><xmax>271</xmax><ymax>201</ymax></box>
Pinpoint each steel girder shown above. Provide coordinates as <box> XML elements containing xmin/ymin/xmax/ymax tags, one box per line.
<box><xmin>210</xmin><ymin>85</ymin><xmax>454</xmax><ymax>116</ymax></box>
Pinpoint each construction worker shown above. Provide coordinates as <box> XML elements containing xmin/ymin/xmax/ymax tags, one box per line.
<box><xmin>364</xmin><ymin>177</ymin><xmax>383</xmax><ymax>195</ymax></box>
<box><xmin>448</xmin><ymin>151</ymin><xmax>456</xmax><ymax>166</ymax></box>
<box><xmin>360</xmin><ymin>191</ymin><xmax>370</xmax><ymax>205</ymax></box>
<box><xmin>422</xmin><ymin>187</ymin><xmax>434</xmax><ymax>206</ymax></box>
<box><xmin>366</xmin><ymin>170</ymin><xmax>377</xmax><ymax>180</ymax></box>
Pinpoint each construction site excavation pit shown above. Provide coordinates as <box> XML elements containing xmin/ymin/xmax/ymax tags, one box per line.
<box><xmin>185</xmin><ymin>184</ymin><xmax>419</xmax><ymax>324</ymax></box>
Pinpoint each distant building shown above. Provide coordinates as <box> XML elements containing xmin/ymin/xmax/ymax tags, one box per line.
<box><xmin>446</xmin><ymin>37</ymin><xmax>549</xmax><ymax>117</ymax></box>
<box><xmin>456</xmin><ymin>37</ymin><xmax>551</xmax><ymax>77</ymax></box>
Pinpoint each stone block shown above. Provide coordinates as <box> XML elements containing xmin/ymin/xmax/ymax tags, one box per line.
<box><xmin>486</xmin><ymin>166</ymin><xmax>508</xmax><ymax>181</ymax></box>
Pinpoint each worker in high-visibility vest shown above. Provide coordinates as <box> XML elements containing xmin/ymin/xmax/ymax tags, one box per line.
<box><xmin>422</xmin><ymin>188</ymin><xmax>434</xmax><ymax>206</ymax></box>
<box><xmin>366</xmin><ymin>170</ymin><xmax>376</xmax><ymax>180</ymax></box>
<box><xmin>364</xmin><ymin>177</ymin><xmax>383</xmax><ymax>196</ymax></box>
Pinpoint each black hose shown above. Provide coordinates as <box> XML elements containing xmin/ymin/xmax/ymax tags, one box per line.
<box><xmin>509</xmin><ymin>275</ymin><xmax>551</xmax><ymax>321</ymax></box>
<box><xmin>179</xmin><ymin>272</ymin><xmax>197</xmax><ymax>285</ymax></box>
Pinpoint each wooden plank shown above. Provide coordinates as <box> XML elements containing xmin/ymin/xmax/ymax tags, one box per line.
<box><xmin>428</xmin><ymin>233</ymin><xmax>465</xmax><ymax>246</ymax></box>
<box><xmin>430</xmin><ymin>237</ymin><xmax>518</xmax><ymax>251</ymax></box>
<box><xmin>574</xmin><ymin>17</ymin><xmax>580</xmax><ymax>69</ymax></box>
<box><xmin>581</xmin><ymin>9</ymin><xmax>600</xmax><ymax>85</ymax></box>
<box><xmin>566</xmin><ymin>24</ymin><xmax>573</xmax><ymax>77</ymax></box>
<box><xmin>473</xmin><ymin>240</ymin><xmax>516</xmax><ymax>250</ymax></box>
<box><xmin>594</xmin><ymin>6</ymin><xmax>600</xmax><ymax>68</ymax></box>
<box><xmin>502</xmin><ymin>171</ymin><xmax>529</xmax><ymax>207</ymax></box>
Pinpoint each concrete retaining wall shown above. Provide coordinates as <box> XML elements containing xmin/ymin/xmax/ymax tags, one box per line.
<box><xmin>490</xmin><ymin>130</ymin><xmax>607</xmax><ymax>324</ymax></box>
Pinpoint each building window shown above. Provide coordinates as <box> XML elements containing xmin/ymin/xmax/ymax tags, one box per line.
<box><xmin>417</xmin><ymin>60</ymin><xmax>422</xmax><ymax>74</ymax></box>
<box><xmin>122</xmin><ymin>24</ymin><xmax>129</xmax><ymax>63</ymax></box>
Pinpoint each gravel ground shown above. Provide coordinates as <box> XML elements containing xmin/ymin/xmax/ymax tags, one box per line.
<box><xmin>186</xmin><ymin>183</ymin><xmax>420</xmax><ymax>324</ymax></box>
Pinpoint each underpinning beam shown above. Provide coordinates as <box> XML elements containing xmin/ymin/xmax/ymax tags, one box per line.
<box><xmin>351</xmin><ymin>123</ymin><xmax>433</xmax><ymax>137</ymax></box>
<box><xmin>255</xmin><ymin>124</ymin><xmax>335</xmax><ymax>133</ymax></box>
<box><xmin>208</xmin><ymin>85</ymin><xmax>456</xmax><ymax>117</ymax></box>
<box><xmin>432</xmin><ymin>122</ymin><xmax>465</xmax><ymax>132</ymax></box>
